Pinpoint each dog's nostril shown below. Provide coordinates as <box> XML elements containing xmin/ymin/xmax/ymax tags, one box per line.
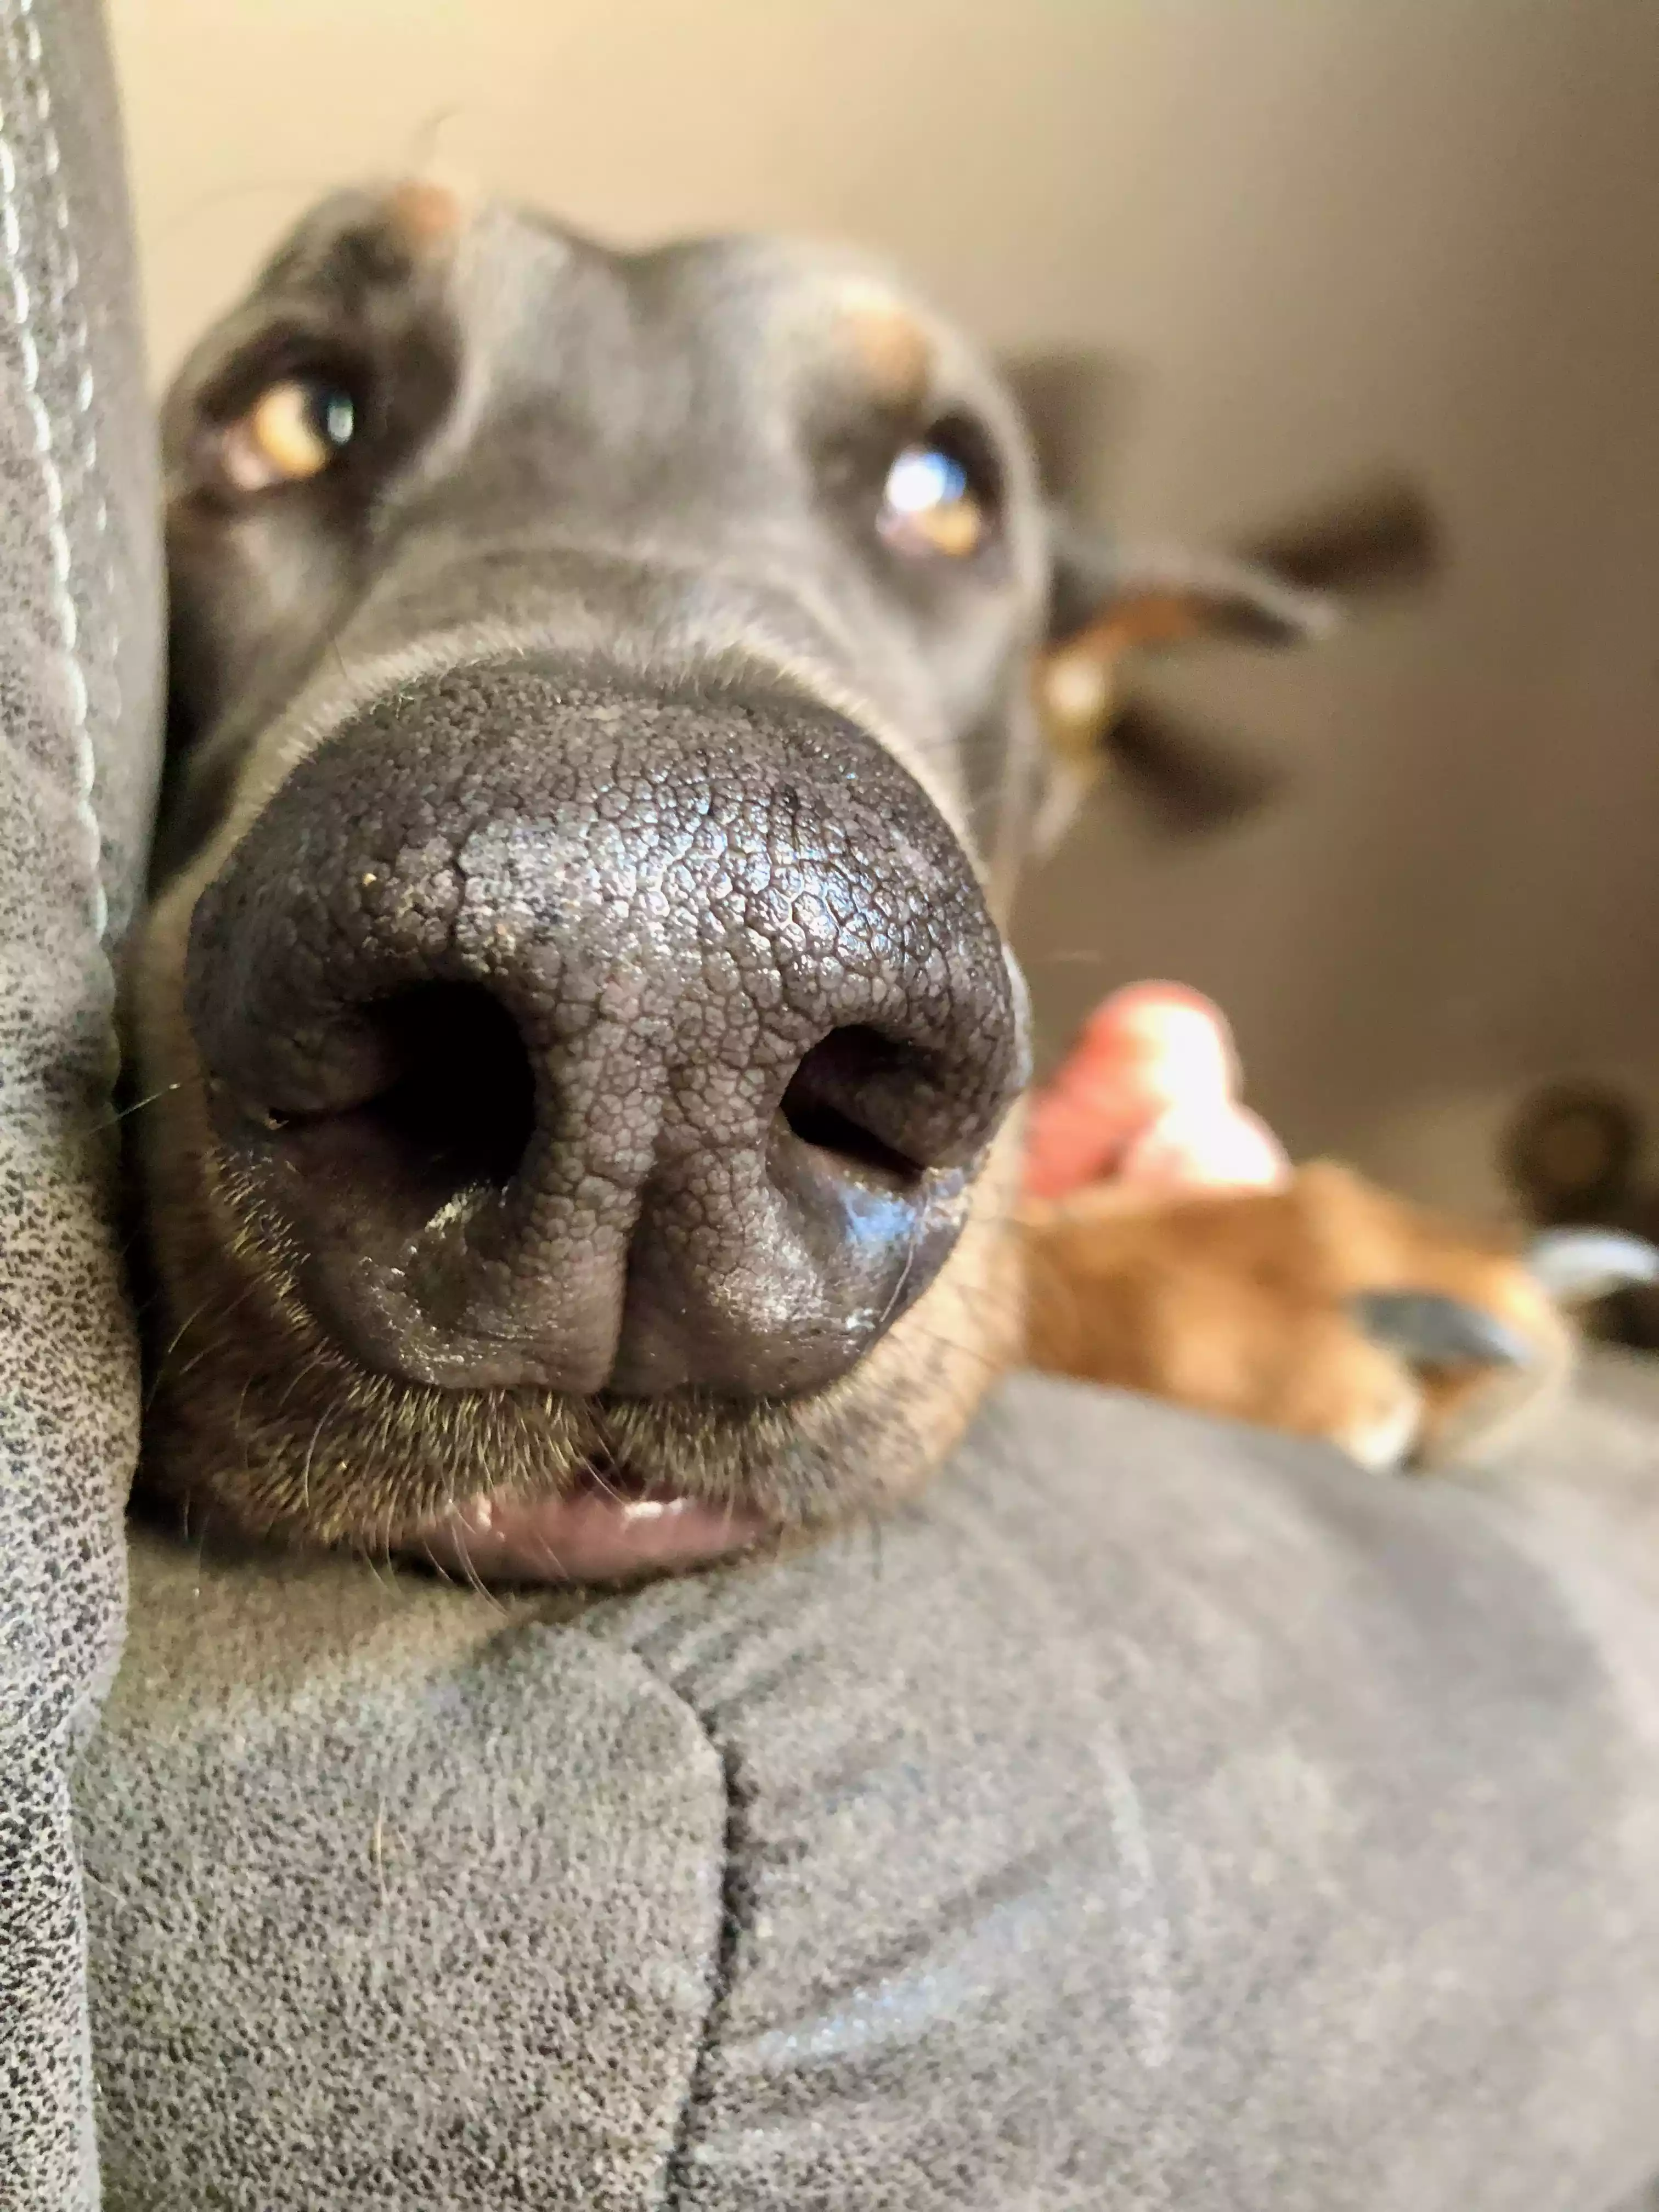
<box><xmin>266</xmin><ymin>981</ymin><xmax>537</xmax><ymax>1199</ymax></box>
<box><xmin>363</xmin><ymin>983</ymin><xmax>537</xmax><ymax>1190</ymax></box>
<box><xmin>780</xmin><ymin>1026</ymin><xmax>928</xmax><ymax>1184</ymax></box>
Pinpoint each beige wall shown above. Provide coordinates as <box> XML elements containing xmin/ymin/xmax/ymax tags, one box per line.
<box><xmin>109</xmin><ymin>1</ymin><xmax>1659</xmax><ymax>1211</ymax></box>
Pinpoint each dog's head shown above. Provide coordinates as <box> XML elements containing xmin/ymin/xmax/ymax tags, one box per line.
<box><xmin>136</xmin><ymin>182</ymin><xmax>1325</xmax><ymax>1580</ymax></box>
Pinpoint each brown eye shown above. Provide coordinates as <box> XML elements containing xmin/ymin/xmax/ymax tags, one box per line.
<box><xmin>878</xmin><ymin>442</ymin><xmax>986</xmax><ymax>558</ymax></box>
<box><xmin>221</xmin><ymin>377</ymin><xmax>357</xmax><ymax>492</ymax></box>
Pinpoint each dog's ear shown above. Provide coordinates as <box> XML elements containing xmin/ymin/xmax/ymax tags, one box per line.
<box><xmin>1031</xmin><ymin>515</ymin><xmax>1339</xmax><ymax>845</ymax></box>
<box><xmin>1030</xmin><ymin>480</ymin><xmax>1439</xmax><ymax>847</ymax></box>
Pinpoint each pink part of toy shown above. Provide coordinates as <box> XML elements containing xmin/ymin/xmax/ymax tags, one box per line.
<box><xmin>1024</xmin><ymin>981</ymin><xmax>1288</xmax><ymax>1200</ymax></box>
<box><xmin>1116</xmin><ymin>1098</ymin><xmax>1290</xmax><ymax>1196</ymax></box>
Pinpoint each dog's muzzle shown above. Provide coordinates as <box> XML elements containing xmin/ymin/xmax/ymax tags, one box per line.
<box><xmin>184</xmin><ymin>661</ymin><xmax>1025</xmax><ymax>1404</ymax></box>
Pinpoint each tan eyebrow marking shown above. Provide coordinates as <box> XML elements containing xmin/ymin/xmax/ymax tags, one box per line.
<box><xmin>839</xmin><ymin>290</ymin><xmax>933</xmax><ymax>408</ymax></box>
<box><xmin>386</xmin><ymin>177</ymin><xmax>472</xmax><ymax>254</ymax></box>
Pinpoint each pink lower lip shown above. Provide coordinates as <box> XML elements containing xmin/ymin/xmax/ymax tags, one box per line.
<box><xmin>414</xmin><ymin>1481</ymin><xmax>769</xmax><ymax>1584</ymax></box>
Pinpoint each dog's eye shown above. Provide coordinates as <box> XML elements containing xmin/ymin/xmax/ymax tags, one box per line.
<box><xmin>221</xmin><ymin>377</ymin><xmax>357</xmax><ymax>492</ymax></box>
<box><xmin>878</xmin><ymin>441</ymin><xmax>986</xmax><ymax>559</ymax></box>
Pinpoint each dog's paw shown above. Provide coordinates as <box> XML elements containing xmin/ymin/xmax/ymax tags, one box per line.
<box><xmin>1019</xmin><ymin>1160</ymin><xmax>1658</xmax><ymax>1471</ymax></box>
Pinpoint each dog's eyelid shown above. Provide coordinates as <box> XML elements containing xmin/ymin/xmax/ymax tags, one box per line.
<box><xmin>195</xmin><ymin>316</ymin><xmax>372</xmax><ymax>430</ymax></box>
<box><xmin>177</xmin><ymin>316</ymin><xmax>385</xmax><ymax>501</ymax></box>
<box><xmin>924</xmin><ymin>407</ymin><xmax>1004</xmax><ymax>492</ymax></box>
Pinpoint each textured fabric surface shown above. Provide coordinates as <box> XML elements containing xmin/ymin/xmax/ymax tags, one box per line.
<box><xmin>78</xmin><ymin>1363</ymin><xmax>1659</xmax><ymax>2210</ymax></box>
<box><xmin>0</xmin><ymin>0</ymin><xmax>162</xmax><ymax>2203</ymax></box>
<box><xmin>82</xmin><ymin>1547</ymin><xmax>727</xmax><ymax>2208</ymax></box>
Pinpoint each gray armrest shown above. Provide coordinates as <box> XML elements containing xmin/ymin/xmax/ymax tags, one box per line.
<box><xmin>0</xmin><ymin>0</ymin><xmax>161</xmax><ymax>2203</ymax></box>
<box><xmin>78</xmin><ymin>1364</ymin><xmax>1659</xmax><ymax>2210</ymax></box>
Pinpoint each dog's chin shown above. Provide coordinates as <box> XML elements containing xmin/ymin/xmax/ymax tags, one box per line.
<box><xmin>414</xmin><ymin>1462</ymin><xmax>772</xmax><ymax>1585</ymax></box>
<box><xmin>142</xmin><ymin>1279</ymin><xmax>979</xmax><ymax>1581</ymax></box>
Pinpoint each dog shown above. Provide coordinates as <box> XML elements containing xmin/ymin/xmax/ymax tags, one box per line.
<box><xmin>131</xmin><ymin>179</ymin><xmax>1627</xmax><ymax>1584</ymax></box>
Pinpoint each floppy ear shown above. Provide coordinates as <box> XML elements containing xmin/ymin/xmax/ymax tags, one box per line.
<box><xmin>1031</xmin><ymin>479</ymin><xmax>1439</xmax><ymax>847</ymax></box>
<box><xmin>1032</xmin><ymin>515</ymin><xmax>1339</xmax><ymax>845</ymax></box>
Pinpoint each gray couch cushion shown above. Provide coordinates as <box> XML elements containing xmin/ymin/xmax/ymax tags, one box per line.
<box><xmin>0</xmin><ymin>0</ymin><xmax>161</xmax><ymax>2203</ymax></box>
<box><xmin>78</xmin><ymin>1363</ymin><xmax>1659</xmax><ymax>2211</ymax></box>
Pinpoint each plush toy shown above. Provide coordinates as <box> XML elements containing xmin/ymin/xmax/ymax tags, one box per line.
<box><xmin>1023</xmin><ymin>982</ymin><xmax>1286</xmax><ymax>1201</ymax></box>
<box><xmin>1019</xmin><ymin>987</ymin><xmax>1659</xmax><ymax>1470</ymax></box>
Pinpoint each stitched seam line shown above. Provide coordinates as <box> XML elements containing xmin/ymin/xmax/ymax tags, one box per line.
<box><xmin>658</xmin><ymin>1709</ymin><xmax>746</xmax><ymax>2210</ymax></box>
<box><xmin>19</xmin><ymin>0</ymin><xmax>121</xmax><ymax>824</ymax></box>
<box><xmin>571</xmin><ymin>1629</ymin><xmax>749</xmax><ymax>2212</ymax></box>
<box><xmin>0</xmin><ymin>0</ymin><xmax>109</xmax><ymax>951</ymax></box>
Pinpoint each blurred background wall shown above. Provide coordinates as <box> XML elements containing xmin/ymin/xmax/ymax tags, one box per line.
<box><xmin>109</xmin><ymin>0</ymin><xmax>1659</xmax><ymax>1213</ymax></box>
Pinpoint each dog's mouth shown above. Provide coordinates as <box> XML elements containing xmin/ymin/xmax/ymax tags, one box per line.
<box><xmin>411</xmin><ymin>1458</ymin><xmax>771</xmax><ymax>1584</ymax></box>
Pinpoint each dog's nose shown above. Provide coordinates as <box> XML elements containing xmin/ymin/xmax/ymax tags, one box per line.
<box><xmin>185</xmin><ymin>665</ymin><xmax>1025</xmax><ymax>1398</ymax></box>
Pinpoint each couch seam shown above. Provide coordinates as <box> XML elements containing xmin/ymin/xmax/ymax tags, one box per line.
<box><xmin>661</xmin><ymin>1717</ymin><xmax>746</xmax><ymax>2211</ymax></box>
<box><xmin>0</xmin><ymin>0</ymin><xmax>111</xmax><ymax>960</ymax></box>
<box><xmin>575</xmin><ymin>1632</ymin><xmax>749</xmax><ymax>2212</ymax></box>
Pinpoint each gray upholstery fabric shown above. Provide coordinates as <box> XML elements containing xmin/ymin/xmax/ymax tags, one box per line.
<box><xmin>0</xmin><ymin>0</ymin><xmax>161</xmax><ymax>2203</ymax></box>
<box><xmin>78</xmin><ymin>1363</ymin><xmax>1659</xmax><ymax>2211</ymax></box>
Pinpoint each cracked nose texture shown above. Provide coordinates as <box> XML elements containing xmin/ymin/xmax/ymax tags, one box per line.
<box><xmin>185</xmin><ymin>665</ymin><xmax>1025</xmax><ymax>1398</ymax></box>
